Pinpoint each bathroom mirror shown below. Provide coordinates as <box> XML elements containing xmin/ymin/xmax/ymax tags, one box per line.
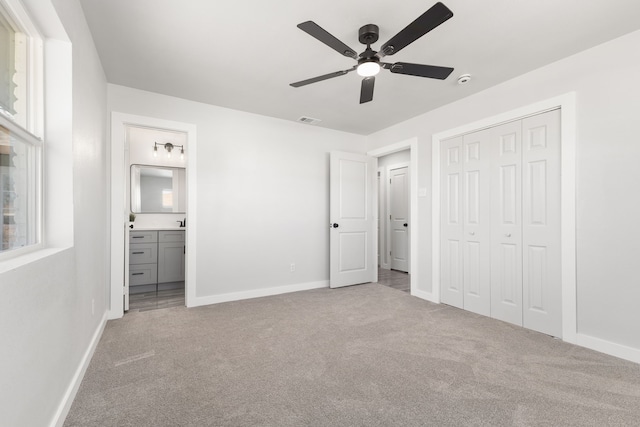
<box><xmin>130</xmin><ymin>165</ymin><xmax>186</xmax><ymax>213</ymax></box>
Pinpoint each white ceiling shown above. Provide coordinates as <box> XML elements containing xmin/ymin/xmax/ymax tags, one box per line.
<box><xmin>78</xmin><ymin>0</ymin><xmax>640</xmax><ymax>135</ymax></box>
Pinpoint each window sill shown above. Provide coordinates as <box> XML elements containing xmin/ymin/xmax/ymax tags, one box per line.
<box><xmin>0</xmin><ymin>246</ymin><xmax>71</xmax><ymax>274</ymax></box>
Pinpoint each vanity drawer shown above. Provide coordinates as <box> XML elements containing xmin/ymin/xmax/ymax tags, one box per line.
<box><xmin>129</xmin><ymin>243</ymin><xmax>158</xmax><ymax>264</ymax></box>
<box><xmin>159</xmin><ymin>230</ymin><xmax>185</xmax><ymax>243</ymax></box>
<box><xmin>129</xmin><ymin>264</ymin><xmax>158</xmax><ymax>286</ymax></box>
<box><xmin>129</xmin><ymin>230</ymin><xmax>158</xmax><ymax>243</ymax></box>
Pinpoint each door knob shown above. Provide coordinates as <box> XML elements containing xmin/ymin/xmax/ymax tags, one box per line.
<box><xmin>469</xmin><ymin>231</ymin><xmax>475</xmax><ymax>235</ymax></box>
<box><xmin>332</xmin><ymin>223</ymin><xmax>339</xmax><ymax>228</ymax></box>
<box><xmin>505</xmin><ymin>233</ymin><xmax>512</xmax><ymax>237</ymax></box>
<box><xmin>403</xmin><ymin>223</ymin><xmax>408</xmax><ymax>227</ymax></box>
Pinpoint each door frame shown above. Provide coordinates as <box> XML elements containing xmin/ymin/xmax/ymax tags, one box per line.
<box><xmin>368</xmin><ymin>139</ymin><xmax>418</xmax><ymax>295</ymax></box>
<box><xmin>109</xmin><ymin>112</ymin><xmax>198</xmax><ymax>319</ymax></box>
<box><xmin>387</xmin><ymin>162</ymin><xmax>410</xmax><ymax>273</ymax></box>
<box><xmin>377</xmin><ymin>166</ymin><xmax>390</xmax><ymax>270</ymax></box>
<box><xmin>431</xmin><ymin>93</ymin><xmax>577</xmax><ymax>343</ymax></box>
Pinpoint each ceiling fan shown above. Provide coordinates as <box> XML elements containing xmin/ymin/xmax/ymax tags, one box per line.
<box><xmin>290</xmin><ymin>2</ymin><xmax>455</xmax><ymax>104</ymax></box>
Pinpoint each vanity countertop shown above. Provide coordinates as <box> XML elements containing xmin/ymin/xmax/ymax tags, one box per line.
<box><xmin>129</xmin><ymin>226</ymin><xmax>186</xmax><ymax>231</ymax></box>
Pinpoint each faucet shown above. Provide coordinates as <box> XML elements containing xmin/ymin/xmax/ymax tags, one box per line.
<box><xmin>176</xmin><ymin>218</ymin><xmax>186</xmax><ymax>228</ymax></box>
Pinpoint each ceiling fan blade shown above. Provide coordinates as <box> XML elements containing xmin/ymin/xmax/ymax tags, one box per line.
<box><xmin>297</xmin><ymin>21</ymin><xmax>358</xmax><ymax>59</ymax></box>
<box><xmin>360</xmin><ymin>77</ymin><xmax>375</xmax><ymax>104</ymax></box>
<box><xmin>379</xmin><ymin>2</ymin><xmax>453</xmax><ymax>56</ymax></box>
<box><xmin>290</xmin><ymin>66</ymin><xmax>356</xmax><ymax>88</ymax></box>
<box><xmin>389</xmin><ymin>62</ymin><xmax>454</xmax><ymax>80</ymax></box>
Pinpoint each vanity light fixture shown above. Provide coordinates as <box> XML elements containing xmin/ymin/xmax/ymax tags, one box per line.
<box><xmin>153</xmin><ymin>142</ymin><xmax>185</xmax><ymax>160</ymax></box>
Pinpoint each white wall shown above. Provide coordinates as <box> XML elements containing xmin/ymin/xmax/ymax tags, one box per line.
<box><xmin>367</xmin><ymin>30</ymin><xmax>640</xmax><ymax>354</ymax></box>
<box><xmin>0</xmin><ymin>0</ymin><xmax>108</xmax><ymax>425</ymax></box>
<box><xmin>108</xmin><ymin>84</ymin><xmax>367</xmax><ymax>302</ymax></box>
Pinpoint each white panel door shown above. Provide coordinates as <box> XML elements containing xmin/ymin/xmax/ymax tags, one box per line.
<box><xmin>522</xmin><ymin>110</ymin><xmax>562</xmax><ymax>337</ymax></box>
<box><xmin>489</xmin><ymin>121</ymin><xmax>523</xmax><ymax>326</ymax></box>
<box><xmin>462</xmin><ymin>130</ymin><xmax>492</xmax><ymax>316</ymax></box>
<box><xmin>389</xmin><ymin>166</ymin><xmax>409</xmax><ymax>272</ymax></box>
<box><xmin>329</xmin><ymin>151</ymin><xmax>376</xmax><ymax>288</ymax></box>
<box><xmin>440</xmin><ymin>136</ymin><xmax>464</xmax><ymax>308</ymax></box>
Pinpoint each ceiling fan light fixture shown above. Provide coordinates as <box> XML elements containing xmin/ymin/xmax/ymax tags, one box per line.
<box><xmin>357</xmin><ymin>61</ymin><xmax>380</xmax><ymax>77</ymax></box>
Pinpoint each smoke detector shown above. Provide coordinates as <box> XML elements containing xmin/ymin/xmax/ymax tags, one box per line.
<box><xmin>457</xmin><ymin>74</ymin><xmax>472</xmax><ymax>85</ymax></box>
<box><xmin>298</xmin><ymin>116</ymin><xmax>321</xmax><ymax>125</ymax></box>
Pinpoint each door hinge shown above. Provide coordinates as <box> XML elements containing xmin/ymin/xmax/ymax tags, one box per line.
<box><xmin>389</xmin><ymin>178</ymin><xmax>392</xmax><ymax>184</ymax></box>
<box><xmin>389</xmin><ymin>214</ymin><xmax>392</xmax><ymax>220</ymax></box>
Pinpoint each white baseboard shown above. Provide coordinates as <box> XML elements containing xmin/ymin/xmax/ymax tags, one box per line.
<box><xmin>191</xmin><ymin>280</ymin><xmax>329</xmax><ymax>307</ymax></box>
<box><xmin>411</xmin><ymin>288</ymin><xmax>437</xmax><ymax>303</ymax></box>
<box><xmin>51</xmin><ymin>312</ymin><xmax>108</xmax><ymax>427</ymax></box>
<box><xmin>408</xmin><ymin>292</ymin><xmax>640</xmax><ymax>364</ymax></box>
<box><xmin>575</xmin><ymin>333</ymin><xmax>640</xmax><ymax>364</ymax></box>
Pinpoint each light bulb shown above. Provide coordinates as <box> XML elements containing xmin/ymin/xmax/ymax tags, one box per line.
<box><xmin>357</xmin><ymin>62</ymin><xmax>380</xmax><ymax>77</ymax></box>
<box><xmin>153</xmin><ymin>145</ymin><xmax>158</xmax><ymax>157</ymax></box>
<box><xmin>180</xmin><ymin>147</ymin><xmax>184</xmax><ymax>161</ymax></box>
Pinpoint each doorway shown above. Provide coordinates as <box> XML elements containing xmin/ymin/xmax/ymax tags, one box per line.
<box><xmin>109</xmin><ymin>113</ymin><xmax>197</xmax><ymax>319</ymax></box>
<box><xmin>377</xmin><ymin>150</ymin><xmax>410</xmax><ymax>272</ymax></box>
<box><xmin>368</xmin><ymin>139</ymin><xmax>418</xmax><ymax>295</ymax></box>
<box><xmin>125</xmin><ymin>126</ymin><xmax>188</xmax><ymax>312</ymax></box>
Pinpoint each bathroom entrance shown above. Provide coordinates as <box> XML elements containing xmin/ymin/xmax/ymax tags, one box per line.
<box><xmin>124</xmin><ymin>125</ymin><xmax>188</xmax><ymax>312</ymax></box>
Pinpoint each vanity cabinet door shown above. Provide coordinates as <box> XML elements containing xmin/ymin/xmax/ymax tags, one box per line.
<box><xmin>158</xmin><ymin>242</ymin><xmax>185</xmax><ymax>283</ymax></box>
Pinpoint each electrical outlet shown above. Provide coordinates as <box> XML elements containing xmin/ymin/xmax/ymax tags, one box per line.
<box><xmin>290</xmin><ymin>263</ymin><xmax>296</xmax><ymax>272</ymax></box>
<box><xmin>91</xmin><ymin>299</ymin><xmax>95</xmax><ymax>315</ymax></box>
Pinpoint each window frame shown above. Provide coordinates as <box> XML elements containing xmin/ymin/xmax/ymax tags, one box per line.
<box><xmin>0</xmin><ymin>0</ymin><xmax>43</xmax><ymax>261</ymax></box>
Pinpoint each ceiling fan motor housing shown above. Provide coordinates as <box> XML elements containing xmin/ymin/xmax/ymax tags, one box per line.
<box><xmin>358</xmin><ymin>24</ymin><xmax>379</xmax><ymax>45</ymax></box>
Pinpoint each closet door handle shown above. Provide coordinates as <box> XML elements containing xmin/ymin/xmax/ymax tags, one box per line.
<box><xmin>132</xmin><ymin>272</ymin><xmax>144</xmax><ymax>276</ymax></box>
<box><xmin>132</xmin><ymin>251</ymin><xmax>144</xmax><ymax>254</ymax></box>
<box><xmin>469</xmin><ymin>231</ymin><xmax>475</xmax><ymax>236</ymax></box>
<box><xmin>505</xmin><ymin>233</ymin><xmax>512</xmax><ymax>238</ymax></box>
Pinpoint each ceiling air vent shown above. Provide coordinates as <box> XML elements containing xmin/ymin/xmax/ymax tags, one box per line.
<box><xmin>298</xmin><ymin>116</ymin><xmax>321</xmax><ymax>125</ymax></box>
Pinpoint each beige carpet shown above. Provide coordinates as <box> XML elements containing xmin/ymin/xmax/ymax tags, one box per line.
<box><xmin>65</xmin><ymin>283</ymin><xmax>640</xmax><ymax>426</ymax></box>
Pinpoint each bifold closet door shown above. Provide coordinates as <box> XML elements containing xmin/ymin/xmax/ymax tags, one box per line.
<box><xmin>490</xmin><ymin>121</ymin><xmax>524</xmax><ymax>326</ymax></box>
<box><xmin>461</xmin><ymin>129</ymin><xmax>491</xmax><ymax>316</ymax></box>
<box><xmin>440</xmin><ymin>136</ymin><xmax>464</xmax><ymax>308</ymax></box>
<box><xmin>522</xmin><ymin>110</ymin><xmax>561</xmax><ymax>337</ymax></box>
<box><xmin>440</xmin><ymin>130</ymin><xmax>492</xmax><ymax>316</ymax></box>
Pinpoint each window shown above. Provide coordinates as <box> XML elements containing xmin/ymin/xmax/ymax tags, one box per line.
<box><xmin>0</xmin><ymin>0</ymin><xmax>42</xmax><ymax>257</ymax></box>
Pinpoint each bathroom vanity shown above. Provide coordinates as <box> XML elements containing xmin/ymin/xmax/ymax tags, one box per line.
<box><xmin>129</xmin><ymin>228</ymin><xmax>185</xmax><ymax>293</ymax></box>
